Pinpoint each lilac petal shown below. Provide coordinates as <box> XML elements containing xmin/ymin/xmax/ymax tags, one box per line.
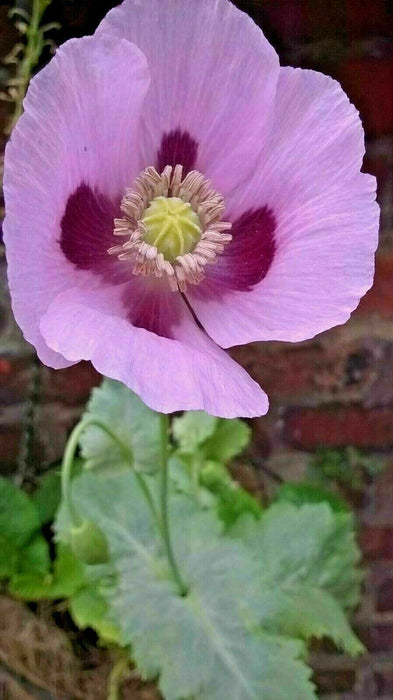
<box><xmin>40</xmin><ymin>285</ymin><xmax>268</xmax><ymax>418</ymax></box>
<box><xmin>3</xmin><ymin>34</ymin><xmax>149</xmax><ymax>366</ymax></box>
<box><xmin>188</xmin><ymin>67</ymin><xmax>379</xmax><ymax>349</ymax></box>
<box><xmin>97</xmin><ymin>0</ymin><xmax>279</xmax><ymax>198</ymax></box>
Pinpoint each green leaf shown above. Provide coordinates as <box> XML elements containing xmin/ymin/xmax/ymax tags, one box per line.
<box><xmin>58</xmin><ymin>471</ymin><xmax>317</xmax><ymax>700</ymax></box>
<box><xmin>0</xmin><ymin>534</ymin><xmax>19</xmax><ymax>578</ymax></box>
<box><xmin>0</xmin><ymin>476</ymin><xmax>40</xmax><ymax>547</ymax></box>
<box><xmin>70</xmin><ymin>585</ymin><xmax>121</xmax><ymax>644</ymax></box>
<box><xmin>9</xmin><ymin>544</ymin><xmax>86</xmax><ymax>600</ymax></box>
<box><xmin>80</xmin><ymin>379</ymin><xmax>160</xmax><ymax>474</ymax></box>
<box><xmin>274</xmin><ymin>482</ymin><xmax>348</xmax><ymax>513</ymax></box>
<box><xmin>277</xmin><ymin>587</ymin><xmax>364</xmax><ymax>655</ymax></box>
<box><xmin>33</xmin><ymin>469</ymin><xmax>62</xmax><ymax>524</ymax></box>
<box><xmin>172</xmin><ymin>411</ymin><xmax>217</xmax><ymax>453</ymax></box>
<box><xmin>233</xmin><ymin>501</ymin><xmax>363</xmax><ymax>647</ymax></box>
<box><xmin>203</xmin><ymin>418</ymin><xmax>251</xmax><ymax>462</ymax></box>
<box><xmin>8</xmin><ymin>571</ymin><xmax>55</xmax><ymax>599</ymax></box>
<box><xmin>169</xmin><ymin>456</ymin><xmax>217</xmax><ymax>508</ymax></box>
<box><xmin>17</xmin><ymin>534</ymin><xmax>51</xmax><ymax>574</ymax></box>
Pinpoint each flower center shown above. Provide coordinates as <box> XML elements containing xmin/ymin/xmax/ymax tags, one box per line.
<box><xmin>141</xmin><ymin>196</ymin><xmax>202</xmax><ymax>262</ymax></box>
<box><xmin>108</xmin><ymin>165</ymin><xmax>232</xmax><ymax>292</ymax></box>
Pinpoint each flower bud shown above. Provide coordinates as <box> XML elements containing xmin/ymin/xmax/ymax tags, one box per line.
<box><xmin>70</xmin><ymin>520</ymin><xmax>109</xmax><ymax>565</ymax></box>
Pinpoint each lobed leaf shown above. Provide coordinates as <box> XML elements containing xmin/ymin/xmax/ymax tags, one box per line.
<box><xmin>55</xmin><ymin>472</ymin><xmax>319</xmax><ymax>699</ymax></box>
<box><xmin>80</xmin><ymin>378</ymin><xmax>161</xmax><ymax>474</ymax></box>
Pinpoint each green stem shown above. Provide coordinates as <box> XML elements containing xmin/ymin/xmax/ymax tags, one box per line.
<box><xmin>61</xmin><ymin>418</ymin><xmax>159</xmax><ymax>529</ymax></box>
<box><xmin>9</xmin><ymin>0</ymin><xmax>45</xmax><ymax>130</ymax></box>
<box><xmin>159</xmin><ymin>414</ymin><xmax>188</xmax><ymax>596</ymax></box>
<box><xmin>107</xmin><ymin>654</ymin><xmax>130</xmax><ymax>700</ymax></box>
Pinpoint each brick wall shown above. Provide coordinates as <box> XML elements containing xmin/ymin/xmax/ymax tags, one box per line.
<box><xmin>0</xmin><ymin>1</ymin><xmax>392</xmax><ymax>697</ymax></box>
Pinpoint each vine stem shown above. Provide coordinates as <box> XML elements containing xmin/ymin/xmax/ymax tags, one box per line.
<box><xmin>159</xmin><ymin>413</ymin><xmax>188</xmax><ymax>596</ymax></box>
<box><xmin>61</xmin><ymin>418</ymin><xmax>160</xmax><ymax>529</ymax></box>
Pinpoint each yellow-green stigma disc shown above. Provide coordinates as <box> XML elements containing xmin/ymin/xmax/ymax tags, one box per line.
<box><xmin>141</xmin><ymin>196</ymin><xmax>202</xmax><ymax>262</ymax></box>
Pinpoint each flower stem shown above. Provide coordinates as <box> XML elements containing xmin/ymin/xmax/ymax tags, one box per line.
<box><xmin>107</xmin><ymin>653</ymin><xmax>130</xmax><ymax>700</ymax></box>
<box><xmin>61</xmin><ymin>417</ymin><xmax>160</xmax><ymax>529</ymax></box>
<box><xmin>159</xmin><ymin>413</ymin><xmax>188</xmax><ymax>596</ymax></box>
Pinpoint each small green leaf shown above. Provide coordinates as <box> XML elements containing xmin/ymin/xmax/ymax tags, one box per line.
<box><xmin>80</xmin><ymin>379</ymin><xmax>160</xmax><ymax>474</ymax></box>
<box><xmin>169</xmin><ymin>456</ymin><xmax>216</xmax><ymax>508</ymax></box>
<box><xmin>18</xmin><ymin>534</ymin><xmax>51</xmax><ymax>574</ymax></box>
<box><xmin>70</xmin><ymin>585</ymin><xmax>121</xmax><ymax>644</ymax></box>
<box><xmin>33</xmin><ymin>469</ymin><xmax>62</xmax><ymax>524</ymax></box>
<box><xmin>0</xmin><ymin>534</ymin><xmax>19</xmax><ymax>578</ymax></box>
<box><xmin>274</xmin><ymin>482</ymin><xmax>348</xmax><ymax>513</ymax></box>
<box><xmin>200</xmin><ymin>461</ymin><xmax>262</xmax><ymax>526</ymax></box>
<box><xmin>0</xmin><ymin>476</ymin><xmax>40</xmax><ymax>547</ymax></box>
<box><xmin>8</xmin><ymin>572</ymin><xmax>55</xmax><ymax>599</ymax></box>
<box><xmin>203</xmin><ymin>418</ymin><xmax>251</xmax><ymax>462</ymax></box>
<box><xmin>217</xmin><ymin>485</ymin><xmax>262</xmax><ymax>528</ymax></box>
<box><xmin>172</xmin><ymin>411</ymin><xmax>218</xmax><ymax>453</ymax></box>
<box><xmin>9</xmin><ymin>544</ymin><xmax>86</xmax><ymax>600</ymax></box>
<box><xmin>51</xmin><ymin>543</ymin><xmax>87</xmax><ymax>596</ymax></box>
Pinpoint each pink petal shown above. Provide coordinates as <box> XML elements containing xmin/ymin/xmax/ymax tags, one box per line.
<box><xmin>97</xmin><ymin>0</ymin><xmax>279</xmax><ymax>198</ymax></box>
<box><xmin>187</xmin><ymin>67</ymin><xmax>379</xmax><ymax>348</ymax></box>
<box><xmin>40</xmin><ymin>285</ymin><xmax>268</xmax><ymax>418</ymax></box>
<box><xmin>3</xmin><ymin>34</ymin><xmax>150</xmax><ymax>366</ymax></box>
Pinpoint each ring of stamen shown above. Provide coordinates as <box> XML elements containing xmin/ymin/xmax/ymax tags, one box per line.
<box><xmin>108</xmin><ymin>165</ymin><xmax>232</xmax><ymax>292</ymax></box>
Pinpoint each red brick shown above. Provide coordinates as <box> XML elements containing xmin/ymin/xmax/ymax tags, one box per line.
<box><xmin>0</xmin><ymin>427</ymin><xmax>22</xmax><ymax>467</ymax></box>
<box><xmin>0</xmin><ymin>356</ymin><xmax>31</xmax><ymax>406</ymax></box>
<box><xmin>337</xmin><ymin>56</ymin><xmax>393</xmax><ymax>137</ymax></box>
<box><xmin>374</xmin><ymin>667</ymin><xmax>393</xmax><ymax>695</ymax></box>
<box><xmin>360</xmin><ymin>526</ymin><xmax>393</xmax><ymax>561</ymax></box>
<box><xmin>376</xmin><ymin>578</ymin><xmax>393</xmax><ymax>612</ymax></box>
<box><xmin>312</xmin><ymin>668</ymin><xmax>356</xmax><ymax>694</ymax></box>
<box><xmin>286</xmin><ymin>405</ymin><xmax>393</xmax><ymax>450</ymax></box>
<box><xmin>232</xmin><ymin>340</ymin><xmax>374</xmax><ymax>403</ymax></box>
<box><xmin>43</xmin><ymin>361</ymin><xmax>101</xmax><ymax>406</ymax></box>
<box><xmin>358</xmin><ymin>254</ymin><xmax>393</xmax><ymax>318</ymax></box>
<box><xmin>356</xmin><ymin>624</ymin><xmax>393</xmax><ymax>652</ymax></box>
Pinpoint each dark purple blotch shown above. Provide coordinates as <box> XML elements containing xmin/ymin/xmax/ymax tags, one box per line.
<box><xmin>156</xmin><ymin>129</ymin><xmax>198</xmax><ymax>175</ymax></box>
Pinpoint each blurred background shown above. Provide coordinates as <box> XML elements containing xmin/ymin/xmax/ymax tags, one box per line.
<box><xmin>0</xmin><ymin>0</ymin><xmax>392</xmax><ymax>698</ymax></box>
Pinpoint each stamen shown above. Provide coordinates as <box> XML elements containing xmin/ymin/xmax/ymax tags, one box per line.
<box><xmin>108</xmin><ymin>165</ymin><xmax>232</xmax><ymax>292</ymax></box>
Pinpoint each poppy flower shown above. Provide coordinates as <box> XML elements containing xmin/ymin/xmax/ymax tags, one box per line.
<box><xmin>3</xmin><ymin>0</ymin><xmax>379</xmax><ymax>417</ymax></box>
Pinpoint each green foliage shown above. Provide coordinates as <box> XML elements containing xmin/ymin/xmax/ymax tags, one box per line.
<box><xmin>171</xmin><ymin>410</ymin><xmax>255</xmax><ymax>527</ymax></box>
<box><xmin>9</xmin><ymin>544</ymin><xmax>86</xmax><ymax>600</ymax></box>
<box><xmin>80</xmin><ymin>379</ymin><xmax>161</xmax><ymax>474</ymax></box>
<box><xmin>54</xmin><ymin>469</ymin><xmax>363</xmax><ymax>699</ymax></box>
<box><xmin>172</xmin><ymin>411</ymin><xmax>217</xmax><ymax>453</ymax></box>
<box><xmin>309</xmin><ymin>446</ymin><xmax>384</xmax><ymax>491</ymax></box>
<box><xmin>0</xmin><ymin>476</ymin><xmax>50</xmax><ymax>579</ymax></box>
<box><xmin>274</xmin><ymin>481</ymin><xmax>348</xmax><ymax>513</ymax></box>
<box><xmin>172</xmin><ymin>410</ymin><xmax>251</xmax><ymax>462</ymax></box>
<box><xmin>56</xmin><ymin>471</ymin><xmax>316</xmax><ymax>699</ymax></box>
<box><xmin>70</xmin><ymin>585</ymin><xmax>121</xmax><ymax>644</ymax></box>
<box><xmin>200</xmin><ymin>460</ymin><xmax>262</xmax><ymax>527</ymax></box>
<box><xmin>0</xmin><ymin>387</ymin><xmax>366</xmax><ymax>699</ymax></box>
<box><xmin>0</xmin><ymin>476</ymin><xmax>40</xmax><ymax>548</ymax></box>
<box><xmin>32</xmin><ymin>469</ymin><xmax>62</xmax><ymax>525</ymax></box>
<box><xmin>233</xmin><ymin>502</ymin><xmax>363</xmax><ymax>611</ymax></box>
